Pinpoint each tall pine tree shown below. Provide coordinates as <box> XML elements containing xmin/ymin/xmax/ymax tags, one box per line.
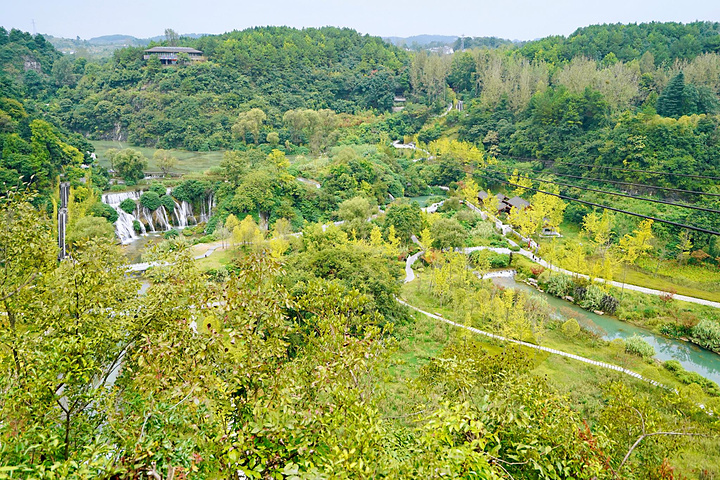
<box><xmin>657</xmin><ymin>71</ymin><xmax>686</xmax><ymax>118</ymax></box>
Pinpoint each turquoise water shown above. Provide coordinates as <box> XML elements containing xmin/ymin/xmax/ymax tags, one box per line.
<box><xmin>407</xmin><ymin>194</ymin><xmax>447</xmax><ymax>207</ymax></box>
<box><xmin>493</xmin><ymin>276</ymin><xmax>720</xmax><ymax>385</ymax></box>
<box><xmin>121</xmin><ymin>233</ymin><xmax>164</xmax><ymax>263</ymax></box>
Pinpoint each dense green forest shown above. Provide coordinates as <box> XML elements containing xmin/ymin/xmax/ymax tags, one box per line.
<box><xmin>2</xmin><ymin>20</ymin><xmax>720</xmax><ymax>479</ymax></box>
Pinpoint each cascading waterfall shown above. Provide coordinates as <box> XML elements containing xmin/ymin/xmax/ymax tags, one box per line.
<box><xmin>172</xmin><ymin>200</ymin><xmax>197</xmax><ymax>228</ymax></box>
<box><xmin>102</xmin><ymin>191</ymin><xmax>143</xmax><ymax>244</ymax></box>
<box><xmin>199</xmin><ymin>194</ymin><xmax>216</xmax><ymax>223</ymax></box>
<box><xmin>102</xmin><ymin>189</ymin><xmax>214</xmax><ymax>243</ymax></box>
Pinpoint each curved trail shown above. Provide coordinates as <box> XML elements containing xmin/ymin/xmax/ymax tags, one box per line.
<box><xmin>401</xmin><ymin>249</ymin><xmax>672</xmax><ymax>390</ymax></box>
<box><xmin>462</xmin><ymin>201</ymin><xmax>720</xmax><ymax>309</ymax></box>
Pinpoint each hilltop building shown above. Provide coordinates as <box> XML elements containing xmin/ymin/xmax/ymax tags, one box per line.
<box><xmin>143</xmin><ymin>46</ymin><xmax>204</xmax><ymax>65</ymax></box>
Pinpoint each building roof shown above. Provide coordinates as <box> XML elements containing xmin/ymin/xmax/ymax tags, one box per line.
<box><xmin>144</xmin><ymin>46</ymin><xmax>203</xmax><ymax>54</ymax></box>
<box><xmin>496</xmin><ymin>193</ymin><xmax>508</xmax><ymax>201</ymax></box>
<box><xmin>507</xmin><ymin>196</ymin><xmax>530</xmax><ymax>209</ymax></box>
<box><xmin>478</xmin><ymin>191</ymin><xmax>489</xmax><ymax>200</ymax></box>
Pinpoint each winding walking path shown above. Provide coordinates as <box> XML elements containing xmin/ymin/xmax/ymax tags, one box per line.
<box><xmin>401</xmin><ymin>250</ymin><xmax>671</xmax><ymax>390</ymax></box>
<box><xmin>462</xmin><ymin>201</ymin><xmax>720</xmax><ymax>309</ymax></box>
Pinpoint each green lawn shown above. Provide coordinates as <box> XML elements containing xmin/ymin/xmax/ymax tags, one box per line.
<box><xmin>92</xmin><ymin>140</ymin><xmax>226</xmax><ymax>174</ymax></box>
<box><xmin>194</xmin><ymin>246</ymin><xmax>236</xmax><ymax>271</ymax></box>
<box><xmin>535</xmin><ymin>220</ymin><xmax>720</xmax><ymax>302</ymax></box>
<box><xmin>399</xmin><ymin>275</ymin><xmax>713</xmax><ymax>401</ymax></box>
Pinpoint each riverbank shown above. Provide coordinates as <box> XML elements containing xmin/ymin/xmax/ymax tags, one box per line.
<box><xmin>403</xmin><ymin>247</ymin><xmax>720</xmax><ymax>393</ymax></box>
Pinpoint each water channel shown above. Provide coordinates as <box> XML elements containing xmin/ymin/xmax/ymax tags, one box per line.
<box><xmin>492</xmin><ymin>276</ymin><xmax>720</xmax><ymax>385</ymax></box>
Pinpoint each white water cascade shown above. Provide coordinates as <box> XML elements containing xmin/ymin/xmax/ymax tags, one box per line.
<box><xmin>199</xmin><ymin>194</ymin><xmax>215</xmax><ymax>223</ymax></box>
<box><xmin>102</xmin><ymin>191</ymin><xmax>144</xmax><ymax>244</ymax></box>
<box><xmin>102</xmin><ymin>190</ymin><xmax>213</xmax><ymax>244</ymax></box>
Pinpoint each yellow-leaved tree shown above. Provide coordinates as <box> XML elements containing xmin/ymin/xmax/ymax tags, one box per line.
<box><xmin>508</xmin><ymin>169</ymin><xmax>533</xmax><ymax>196</ymax></box>
<box><xmin>459</xmin><ymin>176</ymin><xmax>480</xmax><ymax>206</ymax></box>
<box><xmin>233</xmin><ymin>215</ymin><xmax>263</xmax><ymax>246</ymax></box>
<box><xmin>617</xmin><ymin>219</ymin><xmax>654</xmax><ymax>295</ymax></box>
<box><xmin>428</xmin><ymin>139</ymin><xmax>486</xmax><ymax>166</ymax></box>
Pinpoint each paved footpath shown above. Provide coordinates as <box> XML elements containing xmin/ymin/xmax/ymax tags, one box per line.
<box><xmin>461</xmin><ymin>201</ymin><xmax>720</xmax><ymax>310</ymax></box>
<box><xmin>400</xmin><ymin>251</ymin><xmax>672</xmax><ymax>390</ymax></box>
<box><xmin>398</xmin><ymin>298</ymin><xmax>669</xmax><ymax>389</ymax></box>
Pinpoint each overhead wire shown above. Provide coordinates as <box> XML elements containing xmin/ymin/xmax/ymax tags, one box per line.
<box><xmin>474</xmin><ymin>173</ymin><xmax>720</xmax><ymax>236</ymax></box>
<box><xmin>483</xmin><ymin>168</ymin><xmax>720</xmax><ymax>215</ymax></box>
<box><xmin>499</xmin><ymin>155</ymin><xmax>720</xmax><ymax>181</ymax></box>
<box><xmin>517</xmin><ymin>171</ymin><xmax>720</xmax><ymax>198</ymax></box>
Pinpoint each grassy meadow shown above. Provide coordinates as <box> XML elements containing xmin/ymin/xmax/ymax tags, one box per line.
<box><xmin>92</xmin><ymin>140</ymin><xmax>226</xmax><ymax>174</ymax></box>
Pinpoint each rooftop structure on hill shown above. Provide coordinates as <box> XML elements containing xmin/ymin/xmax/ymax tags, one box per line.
<box><xmin>507</xmin><ymin>196</ymin><xmax>531</xmax><ymax>210</ymax></box>
<box><xmin>143</xmin><ymin>46</ymin><xmax>204</xmax><ymax>64</ymax></box>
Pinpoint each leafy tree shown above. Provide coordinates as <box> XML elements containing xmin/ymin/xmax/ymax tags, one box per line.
<box><xmin>233</xmin><ymin>215</ymin><xmax>262</xmax><ymax>245</ymax></box>
<box><xmin>113</xmin><ymin>149</ymin><xmax>148</xmax><ymax>183</ymax></box>
<box><xmin>338</xmin><ymin>196</ymin><xmax>373</xmax><ymax>237</ymax></box>
<box><xmin>617</xmin><ymin>219</ymin><xmax>654</xmax><ymax>292</ymax></box>
<box><xmin>119</xmin><ymin>198</ymin><xmax>136</xmax><ymax>214</ymax></box>
<box><xmin>385</xmin><ymin>202</ymin><xmax>423</xmax><ymax>244</ymax></box>
<box><xmin>153</xmin><ymin>149</ymin><xmax>178</xmax><ymax>176</ymax></box>
<box><xmin>459</xmin><ymin>177</ymin><xmax>480</xmax><ymax>205</ymax></box>
<box><xmin>164</xmin><ymin>28</ymin><xmax>179</xmax><ymax>46</ymax></box>
<box><xmin>140</xmin><ymin>191</ymin><xmax>161</xmax><ymax>211</ymax></box>
<box><xmin>67</xmin><ymin>216</ymin><xmax>116</xmax><ymax>246</ymax></box>
<box><xmin>431</xmin><ymin>217</ymin><xmax>467</xmax><ymax>250</ymax></box>
<box><xmin>266</xmin><ymin>131</ymin><xmax>280</xmax><ymax>146</ymax></box>
<box><xmin>87</xmin><ymin>201</ymin><xmax>118</xmax><ymax>223</ymax></box>
<box><xmin>232</xmin><ymin>108</ymin><xmax>266</xmax><ymax>144</ymax></box>
<box><xmin>172</xmin><ymin>179</ymin><xmax>209</xmax><ymax>203</ymax></box>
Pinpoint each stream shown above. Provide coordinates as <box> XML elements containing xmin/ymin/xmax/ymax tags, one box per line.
<box><xmin>493</xmin><ymin>276</ymin><xmax>720</xmax><ymax>385</ymax></box>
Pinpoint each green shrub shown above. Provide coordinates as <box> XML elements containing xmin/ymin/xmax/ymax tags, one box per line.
<box><xmin>454</xmin><ymin>209</ymin><xmax>481</xmax><ymax>227</ymax></box>
<box><xmin>599</xmin><ymin>294</ymin><xmax>619</xmax><ymax>315</ymax></box>
<box><xmin>663</xmin><ymin>360</ymin><xmax>683</xmax><ymax>373</ymax></box>
<box><xmin>87</xmin><ymin>202</ymin><xmax>118</xmax><ymax>224</ymax></box>
<box><xmin>609</xmin><ymin>338</ymin><xmax>626</xmax><ymax>353</ymax></box>
<box><xmin>624</xmin><ymin>335</ymin><xmax>655</xmax><ymax>359</ymax></box>
<box><xmin>546</xmin><ymin>274</ymin><xmax>573</xmax><ymax>298</ymax></box>
<box><xmin>110</xmin><ymin>185</ymin><xmax>126</xmax><ymax>192</ymax></box>
<box><xmin>438</xmin><ymin>197</ymin><xmax>461</xmax><ymax>212</ymax></box>
<box><xmin>469</xmin><ymin>222</ymin><xmax>494</xmax><ymax>238</ymax></box>
<box><xmin>119</xmin><ymin>198</ymin><xmax>136</xmax><ymax>214</ymax></box>
<box><xmin>470</xmin><ymin>250</ymin><xmax>509</xmax><ymax>269</ymax></box>
<box><xmin>664</xmin><ymin>359</ymin><xmax>720</xmax><ymax>396</ymax></box>
<box><xmin>579</xmin><ymin>285</ymin><xmax>605</xmax><ymax>311</ymax></box>
<box><xmin>132</xmin><ymin>220</ymin><xmax>142</xmax><ymax>233</ymax></box>
<box><xmin>691</xmin><ymin>319</ymin><xmax>720</xmax><ymax>352</ymax></box>
<box><xmin>140</xmin><ymin>191</ymin><xmax>161</xmax><ymax>211</ymax></box>
<box><xmin>149</xmin><ymin>182</ymin><xmax>166</xmax><ymax>197</ymax></box>
<box><xmin>161</xmin><ymin>195</ymin><xmax>176</xmax><ymax>212</ymax></box>
<box><xmin>164</xmin><ymin>229</ymin><xmax>180</xmax><ymax>239</ymax></box>
<box><xmin>562</xmin><ymin>318</ymin><xmax>580</xmax><ymax>337</ymax></box>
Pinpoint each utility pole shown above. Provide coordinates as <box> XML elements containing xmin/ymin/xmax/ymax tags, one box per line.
<box><xmin>58</xmin><ymin>182</ymin><xmax>69</xmax><ymax>260</ymax></box>
<box><xmin>32</xmin><ymin>19</ymin><xmax>36</xmax><ymax>36</ymax></box>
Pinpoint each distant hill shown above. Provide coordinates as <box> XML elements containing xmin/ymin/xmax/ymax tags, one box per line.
<box><xmin>384</xmin><ymin>35</ymin><xmax>458</xmax><ymax>47</ymax></box>
<box><xmin>86</xmin><ymin>34</ymin><xmax>148</xmax><ymax>46</ymax></box>
<box><xmin>384</xmin><ymin>34</ymin><xmax>518</xmax><ymax>52</ymax></box>
<box><xmin>454</xmin><ymin>36</ymin><xmax>518</xmax><ymax>50</ymax></box>
<box><xmin>46</xmin><ymin>33</ymin><xmax>209</xmax><ymax>57</ymax></box>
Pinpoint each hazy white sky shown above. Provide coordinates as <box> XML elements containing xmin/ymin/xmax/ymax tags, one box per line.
<box><xmin>5</xmin><ymin>0</ymin><xmax>720</xmax><ymax>40</ymax></box>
